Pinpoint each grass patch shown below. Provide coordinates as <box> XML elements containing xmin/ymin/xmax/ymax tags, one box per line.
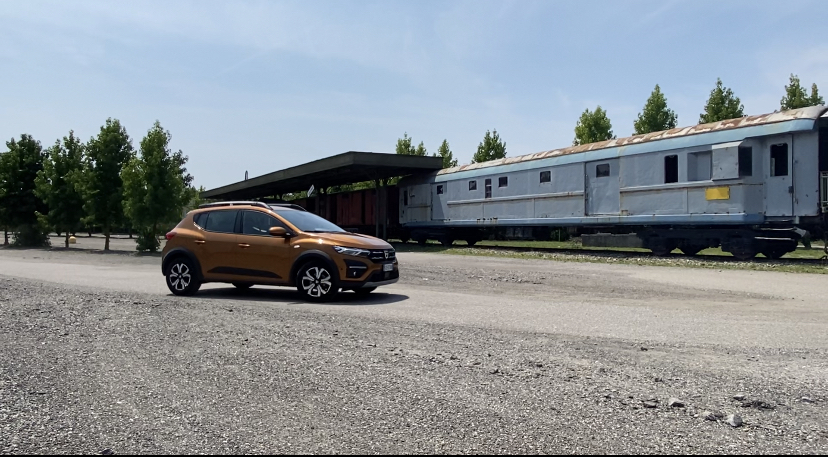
<box><xmin>391</xmin><ymin>241</ymin><xmax>828</xmax><ymax>274</ymax></box>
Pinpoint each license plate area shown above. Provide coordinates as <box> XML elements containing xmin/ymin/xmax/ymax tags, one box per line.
<box><xmin>383</xmin><ymin>263</ymin><xmax>394</xmax><ymax>272</ymax></box>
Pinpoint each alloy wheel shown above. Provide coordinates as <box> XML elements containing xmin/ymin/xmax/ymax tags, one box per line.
<box><xmin>301</xmin><ymin>266</ymin><xmax>333</xmax><ymax>298</ymax></box>
<box><xmin>169</xmin><ymin>262</ymin><xmax>191</xmax><ymax>292</ymax></box>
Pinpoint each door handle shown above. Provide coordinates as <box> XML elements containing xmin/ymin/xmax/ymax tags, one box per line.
<box><xmin>194</xmin><ymin>240</ymin><xmax>205</xmax><ymax>245</ymax></box>
<box><xmin>238</xmin><ymin>243</ymin><xmax>250</xmax><ymax>248</ymax></box>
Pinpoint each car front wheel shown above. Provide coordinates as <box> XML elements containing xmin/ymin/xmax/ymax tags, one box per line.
<box><xmin>297</xmin><ymin>261</ymin><xmax>339</xmax><ymax>302</ymax></box>
<box><xmin>165</xmin><ymin>257</ymin><xmax>201</xmax><ymax>296</ymax></box>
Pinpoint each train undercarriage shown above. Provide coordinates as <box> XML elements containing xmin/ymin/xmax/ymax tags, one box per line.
<box><xmin>401</xmin><ymin>215</ymin><xmax>828</xmax><ymax>261</ymax></box>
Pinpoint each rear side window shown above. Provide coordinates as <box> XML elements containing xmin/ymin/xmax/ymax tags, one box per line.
<box><xmin>242</xmin><ymin>211</ymin><xmax>281</xmax><ymax>236</ymax></box>
<box><xmin>203</xmin><ymin>210</ymin><xmax>238</xmax><ymax>233</ymax></box>
<box><xmin>193</xmin><ymin>212</ymin><xmax>207</xmax><ymax>228</ymax></box>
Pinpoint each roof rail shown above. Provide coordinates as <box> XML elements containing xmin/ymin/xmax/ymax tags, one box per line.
<box><xmin>198</xmin><ymin>201</ymin><xmax>270</xmax><ymax>210</ymax></box>
<box><xmin>269</xmin><ymin>203</ymin><xmax>308</xmax><ymax>212</ymax></box>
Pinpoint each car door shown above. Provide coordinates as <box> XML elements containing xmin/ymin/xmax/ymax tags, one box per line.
<box><xmin>196</xmin><ymin>209</ymin><xmax>241</xmax><ymax>281</ymax></box>
<box><xmin>235</xmin><ymin>210</ymin><xmax>294</xmax><ymax>283</ymax></box>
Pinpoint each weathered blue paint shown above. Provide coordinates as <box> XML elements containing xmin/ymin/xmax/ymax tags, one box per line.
<box><xmin>403</xmin><ymin>213</ymin><xmax>766</xmax><ymax>227</ymax></box>
<box><xmin>427</xmin><ymin>118</ymin><xmax>817</xmax><ymax>183</ymax></box>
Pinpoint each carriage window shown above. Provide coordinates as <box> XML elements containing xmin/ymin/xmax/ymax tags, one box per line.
<box><xmin>403</xmin><ymin>191</ymin><xmax>408</xmax><ymax>206</ymax></box>
<box><xmin>665</xmin><ymin>155</ymin><xmax>679</xmax><ymax>183</ymax></box>
<box><xmin>688</xmin><ymin>151</ymin><xmax>712</xmax><ymax>181</ymax></box>
<box><xmin>739</xmin><ymin>146</ymin><xmax>753</xmax><ymax>177</ymax></box>
<box><xmin>485</xmin><ymin>179</ymin><xmax>492</xmax><ymax>198</ymax></box>
<box><xmin>540</xmin><ymin>171</ymin><xmax>551</xmax><ymax>183</ymax></box>
<box><xmin>596</xmin><ymin>164</ymin><xmax>610</xmax><ymax>178</ymax></box>
<box><xmin>436</xmin><ymin>185</ymin><xmax>444</xmax><ymax>195</ymax></box>
<box><xmin>469</xmin><ymin>180</ymin><xmax>477</xmax><ymax>191</ymax></box>
<box><xmin>498</xmin><ymin>176</ymin><xmax>508</xmax><ymax>188</ymax></box>
<box><xmin>770</xmin><ymin>143</ymin><xmax>789</xmax><ymax>177</ymax></box>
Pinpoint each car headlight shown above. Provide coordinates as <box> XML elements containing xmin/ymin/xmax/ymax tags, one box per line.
<box><xmin>333</xmin><ymin>246</ymin><xmax>371</xmax><ymax>257</ymax></box>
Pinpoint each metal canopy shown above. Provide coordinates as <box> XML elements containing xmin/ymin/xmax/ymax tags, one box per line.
<box><xmin>201</xmin><ymin>151</ymin><xmax>443</xmax><ymax>200</ymax></box>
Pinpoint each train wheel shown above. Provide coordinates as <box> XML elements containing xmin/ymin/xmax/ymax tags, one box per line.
<box><xmin>761</xmin><ymin>250</ymin><xmax>785</xmax><ymax>260</ymax></box>
<box><xmin>678</xmin><ymin>243</ymin><xmax>705</xmax><ymax>256</ymax></box>
<box><xmin>439</xmin><ymin>236</ymin><xmax>454</xmax><ymax>247</ymax></box>
<box><xmin>648</xmin><ymin>239</ymin><xmax>676</xmax><ymax>257</ymax></box>
<box><xmin>732</xmin><ymin>250</ymin><xmax>757</xmax><ymax>261</ymax></box>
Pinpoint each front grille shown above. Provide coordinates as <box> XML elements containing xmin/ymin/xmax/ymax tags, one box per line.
<box><xmin>368</xmin><ymin>249</ymin><xmax>396</xmax><ymax>262</ymax></box>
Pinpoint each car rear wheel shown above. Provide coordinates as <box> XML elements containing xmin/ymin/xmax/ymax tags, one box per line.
<box><xmin>297</xmin><ymin>261</ymin><xmax>339</xmax><ymax>302</ymax></box>
<box><xmin>165</xmin><ymin>257</ymin><xmax>201</xmax><ymax>296</ymax></box>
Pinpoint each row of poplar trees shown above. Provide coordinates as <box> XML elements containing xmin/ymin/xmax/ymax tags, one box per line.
<box><xmin>0</xmin><ymin>118</ymin><xmax>199</xmax><ymax>252</ymax></box>
<box><xmin>573</xmin><ymin>74</ymin><xmax>825</xmax><ymax>145</ymax></box>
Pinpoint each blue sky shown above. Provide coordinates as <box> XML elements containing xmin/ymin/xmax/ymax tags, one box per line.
<box><xmin>2</xmin><ymin>0</ymin><xmax>827</xmax><ymax>190</ymax></box>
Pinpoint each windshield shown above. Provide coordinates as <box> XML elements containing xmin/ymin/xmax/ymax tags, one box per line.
<box><xmin>272</xmin><ymin>208</ymin><xmax>346</xmax><ymax>233</ymax></box>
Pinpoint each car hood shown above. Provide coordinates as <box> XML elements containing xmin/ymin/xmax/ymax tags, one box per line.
<box><xmin>306</xmin><ymin>232</ymin><xmax>393</xmax><ymax>249</ymax></box>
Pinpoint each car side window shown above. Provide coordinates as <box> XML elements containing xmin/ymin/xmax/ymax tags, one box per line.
<box><xmin>242</xmin><ymin>210</ymin><xmax>283</xmax><ymax>236</ymax></box>
<box><xmin>202</xmin><ymin>210</ymin><xmax>238</xmax><ymax>233</ymax></box>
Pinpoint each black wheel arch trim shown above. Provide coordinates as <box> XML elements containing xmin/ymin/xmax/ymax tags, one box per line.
<box><xmin>162</xmin><ymin>248</ymin><xmax>204</xmax><ymax>281</ymax></box>
<box><xmin>291</xmin><ymin>250</ymin><xmax>340</xmax><ymax>285</ymax></box>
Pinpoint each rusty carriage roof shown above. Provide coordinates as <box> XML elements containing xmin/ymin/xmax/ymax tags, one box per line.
<box><xmin>437</xmin><ymin>105</ymin><xmax>828</xmax><ymax>176</ymax></box>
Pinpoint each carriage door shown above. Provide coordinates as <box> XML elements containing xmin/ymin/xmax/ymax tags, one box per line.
<box><xmin>764</xmin><ymin>135</ymin><xmax>794</xmax><ymax>217</ymax></box>
<box><xmin>402</xmin><ymin>183</ymin><xmax>432</xmax><ymax>223</ymax></box>
<box><xmin>585</xmin><ymin>159</ymin><xmax>620</xmax><ymax>215</ymax></box>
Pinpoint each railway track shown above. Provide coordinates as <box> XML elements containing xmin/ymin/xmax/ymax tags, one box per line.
<box><xmin>392</xmin><ymin>241</ymin><xmax>828</xmax><ymax>266</ymax></box>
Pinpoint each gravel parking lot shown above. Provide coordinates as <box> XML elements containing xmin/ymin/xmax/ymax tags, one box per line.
<box><xmin>0</xmin><ymin>246</ymin><xmax>826</xmax><ymax>454</ymax></box>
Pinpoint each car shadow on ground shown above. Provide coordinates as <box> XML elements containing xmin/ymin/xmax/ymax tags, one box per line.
<box><xmin>187</xmin><ymin>286</ymin><xmax>409</xmax><ymax>306</ymax></box>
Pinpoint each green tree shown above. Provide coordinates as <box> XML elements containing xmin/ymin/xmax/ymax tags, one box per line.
<box><xmin>35</xmin><ymin>131</ymin><xmax>86</xmax><ymax>248</ymax></box>
<box><xmin>122</xmin><ymin>121</ymin><xmax>194</xmax><ymax>252</ymax></box>
<box><xmin>633</xmin><ymin>84</ymin><xmax>678</xmax><ymax>135</ymax></box>
<box><xmin>471</xmin><ymin>129</ymin><xmax>507</xmax><ymax>163</ymax></box>
<box><xmin>780</xmin><ymin>74</ymin><xmax>824</xmax><ymax>110</ymax></box>
<box><xmin>83</xmin><ymin>118</ymin><xmax>135</xmax><ymax>251</ymax></box>
<box><xmin>699</xmin><ymin>78</ymin><xmax>745</xmax><ymax>123</ymax></box>
<box><xmin>573</xmin><ymin>107</ymin><xmax>615</xmax><ymax>146</ymax></box>
<box><xmin>810</xmin><ymin>84</ymin><xmax>824</xmax><ymax>106</ymax></box>
<box><xmin>0</xmin><ymin>134</ymin><xmax>49</xmax><ymax>246</ymax></box>
<box><xmin>436</xmin><ymin>139</ymin><xmax>458</xmax><ymax>168</ymax></box>
<box><xmin>395</xmin><ymin>133</ymin><xmax>416</xmax><ymax>155</ymax></box>
<box><xmin>414</xmin><ymin>141</ymin><xmax>427</xmax><ymax>156</ymax></box>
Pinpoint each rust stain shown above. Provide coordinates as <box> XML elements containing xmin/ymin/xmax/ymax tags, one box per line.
<box><xmin>438</xmin><ymin>106</ymin><xmax>827</xmax><ymax>176</ymax></box>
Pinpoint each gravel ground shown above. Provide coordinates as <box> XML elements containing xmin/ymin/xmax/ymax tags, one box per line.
<box><xmin>1</xmin><ymin>253</ymin><xmax>827</xmax><ymax>454</ymax></box>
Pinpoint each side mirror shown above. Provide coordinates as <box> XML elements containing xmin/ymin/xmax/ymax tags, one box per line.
<box><xmin>269</xmin><ymin>226</ymin><xmax>290</xmax><ymax>237</ymax></box>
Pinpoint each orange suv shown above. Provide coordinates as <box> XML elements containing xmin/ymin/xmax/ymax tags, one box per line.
<box><xmin>161</xmin><ymin>201</ymin><xmax>399</xmax><ymax>301</ymax></box>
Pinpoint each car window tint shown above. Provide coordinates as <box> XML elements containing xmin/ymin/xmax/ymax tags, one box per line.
<box><xmin>242</xmin><ymin>211</ymin><xmax>281</xmax><ymax>235</ymax></box>
<box><xmin>203</xmin><ymin>210</ymin><xmax>237</xmax><ymax>233</ymax></box>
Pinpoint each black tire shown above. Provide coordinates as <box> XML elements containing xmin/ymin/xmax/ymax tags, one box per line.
<box><xmin>233</xmin><ymin>283</ymin><xmax>253</xmax><ymax>290</ymax></box>
<box><xmin>354</xmin><ymin>287</ymin><xmax>377</xmax><ymax>296</ymax></box>
<box><xmin>165</xmin><ymin>257</ymin><xmax>201</xmax><ymax>296</ymax></box>
<box><xmin>296</xmin><ymin>261</ymin><xmax>339</xmax><ymax>302</ymax></box>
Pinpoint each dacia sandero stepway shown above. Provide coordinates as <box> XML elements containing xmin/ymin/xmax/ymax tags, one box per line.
<box><xmin>161</xmin><ymin>201</ymin><xmax>399</xmax><ymax>301</ymax></box>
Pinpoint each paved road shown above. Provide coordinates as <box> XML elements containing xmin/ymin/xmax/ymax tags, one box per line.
<box><xmin>1</xmin><ymin>248</ymin><xmax>827</xmax><ymax>454</ymax></box>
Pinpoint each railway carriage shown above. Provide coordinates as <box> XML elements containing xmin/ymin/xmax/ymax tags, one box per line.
<box><xmin>397</xmin><ymin>106</ymin><xmax>828</xmax><ymax>260</ymax></box>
